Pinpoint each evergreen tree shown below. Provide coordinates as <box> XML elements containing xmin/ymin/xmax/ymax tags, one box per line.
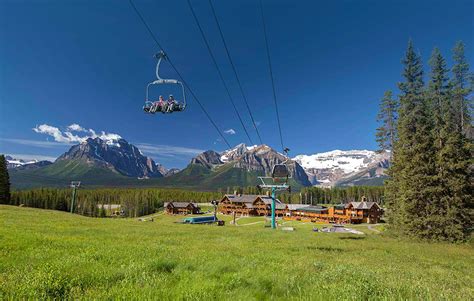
<box><xmin>376</xmin><ymin>90</ymin><xmax>398</xmax><ymax>157</ymax></box>
<box><xmin>386</xmin><ymin>40</ymin><xmax>437</xmax><ymax>238</ymax></box>
<box><xmin>428</xmin><ymin>47</ymin><xmax>449</xmax><ymax>150</ymax></box>
<box><xmin>451</xmin><ymin>41</ymin><xmax>473</xmax><ymax>134</ymax></box>
<box><xmin>428</xmin><ymin>46</ymin><xmax>473</xmax><ymax>241</ymax></box>
<box><xmin>0</xmin><ymin>155</ymin><xmax>11</xmax><ymax>203</ymax></box>
<box><xmin>435</xmin><ymin>84</ymin><xmax>473</xmax><ymax>241</ymax></box>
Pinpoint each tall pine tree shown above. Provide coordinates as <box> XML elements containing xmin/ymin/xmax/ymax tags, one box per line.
<box><xmin>428</xmin><ymin>47</ymin><xmax>449</xmax><ymax>150</ymax></box>
<box><xmin>428</xmin><ymin>46</ymin><xmax>473</xmax><ymax>241</ymax></box>
<box><xmin>376</xmin><ymin>90</ymin><xmax>398</xmax><ymax>158</ymax></box>
<box><xmin>386</xmin><ymin>40</ymin><xmax>437</xmax><ymax>238</ymax></box>
<box><xmin>0</xmin><ymin>155</ymin><xmax>11</xmax><ymax>203</ymax></box>
<box><xmin>451</xmin><ymin>41</ymin><xmax>473</xmax><ymax>134</ymax></box>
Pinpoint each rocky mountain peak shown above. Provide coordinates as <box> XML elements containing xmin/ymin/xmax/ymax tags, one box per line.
<box><xmin>57</xmin><ymin>137</ymin><xmax>163</xmax><ymax>178</ymax></box>
<box><xmin>190</xmin><ymin>150</ymin><xmax>223</xmax><ymax>169</ymax></box>
<box><xmin>190</xmin><ymin>144</ymin><xmax>311</xmax><ymax>186</ymax></box>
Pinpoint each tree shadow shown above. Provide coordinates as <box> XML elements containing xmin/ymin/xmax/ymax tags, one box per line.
<box><xmin>339</xmin><ymin>236</ymin><xmax>366</xmax><ymax>240</ymax></box>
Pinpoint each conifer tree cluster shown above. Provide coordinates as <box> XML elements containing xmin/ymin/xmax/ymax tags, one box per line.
<box><xmin>6</xmin><ymin>188</ymin><xmax>222</xmax><ymax>218</ymax></box>
<box><xmin>382</xmin><ymin>41</ymin><xmax>473</xmax><ymax>242</ymax></box>
<box><xmin>0</xmin><ymin>155</ymin><xmax>11</xmax><ymax>203</ymax></box>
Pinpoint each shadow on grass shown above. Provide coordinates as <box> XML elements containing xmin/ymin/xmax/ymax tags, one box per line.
<box><xmin>339</xmin><ymin>236</ymin><xmax>366</xmax><ymax>240</ymax></box>
<box><xmin>307</xmin><ymin>246</ymin><xmax>345</xmax><ymax>252</ymax></box>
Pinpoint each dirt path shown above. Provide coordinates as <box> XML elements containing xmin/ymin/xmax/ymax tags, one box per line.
<box><xmin>367</xmin><ymin>224</ymin><xmax>381</xmax><ymax>233</ymax></box>
<box><xmin>231</xmin><ymin>216</ymin><xmax>242</xmax><ymax>226</ymax></box>
<box><xmin>239</xmin><ymin>221</ymin><xmax>264</xmax><ymax>226</ymax></box>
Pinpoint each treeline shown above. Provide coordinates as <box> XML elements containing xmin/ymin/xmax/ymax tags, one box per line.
<box><xmin>298</xmin><ymin>186</ymin><xmax>384</xmax><ymax>205</ymax></box>
<box><xmin>376</xmin><ymin>41</ymin><xmax>473</xmax><ymax>242</ymax></box>
<box><xmin>5</xmin><ymin>188</ymin><xmax>221</xmax><ymax>217</ymax></box>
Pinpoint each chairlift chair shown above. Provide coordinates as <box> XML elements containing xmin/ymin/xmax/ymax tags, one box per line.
<box><xmin>271</xmin><ymin>147</ymin><xmax>291</xmax><ymax>184</ymax></box>
<box><xmin>143</xmin><ymin>51</ymin><xmax>187</xmax><ymax>114</ymax></box>
<box><xmin>271</xmin><ymin>164</ymin><xmax>289</xmax><ymax>179</ymax></box>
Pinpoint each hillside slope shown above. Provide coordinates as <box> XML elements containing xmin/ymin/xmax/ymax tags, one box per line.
<box><xmin>1</xmin><ymin>205</ymin><xmax>471</xmax><ymax>300</ymax></box>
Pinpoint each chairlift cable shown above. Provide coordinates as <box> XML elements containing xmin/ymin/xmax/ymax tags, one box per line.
<box><xmin>208</xmin><ymin>0</ymin><xmax>263</xmax><ymax>145</ymax></box>
<box><xmin>128</xmin><ymin>0</ymin><xmax>232</xmax><ymax>148</ymax></box>
<box><xmin>259</xmin><ymin>0</ymin><xmax>285</xmax><ymax>153</ymax></box>
<box><xmin>186</xmin><ymin>0</ymin><xmax>254</xmax><ymax>145</ymax></box>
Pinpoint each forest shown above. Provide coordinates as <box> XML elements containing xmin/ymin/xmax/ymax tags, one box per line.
<box><xmin>376</xmin><ymin>41</ymin><xmax>473</xmax><ymax>242</ymax></box>
<box><xmin>2</xmin><ymin>185</ymin><xmax>384</xmax><ymax>218</ymax></box>
<box><xmin>5</xmin><ymin>188</ymin><xmax>222</xmax><ymax>218</ymax></box>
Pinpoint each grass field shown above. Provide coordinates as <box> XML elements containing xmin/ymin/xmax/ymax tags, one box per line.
<box><xmin>1</xmin><ymin>205</ymin><xmax>473</xmax><ymax>300</ymax></box>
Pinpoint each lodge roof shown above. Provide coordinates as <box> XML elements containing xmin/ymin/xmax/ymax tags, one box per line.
<box><xmin>296</xmin><ymin>205</ymin><xmax>328</xmax><ymax>213</ymax></box>
<box><xmin>165</xmin><ymin>202</ymin><xmax>199</xmax><ymax>208</ymax></box>
<box><xmin>221</xmin><ymin>194</ymin><xmax>287</xmax><ymax>209</ymax></box>
<box><xmin>287</xmin><ymin>204</ymin><xmax>311</xmax><ymax>211</ymax></box>
<box><xmin>274</xmin><ymin>203</ymin><xmax>288</xmax><ymax>210</ymax></box>
<box><xmin>348</xmin><ymin>201</ymin><xmax>380</xmax><ymax>210</ymax></box>
<box><xmin>224</xmin><ymin>194</ymin><xmax>277</xmax><ymax>204</ymax></box>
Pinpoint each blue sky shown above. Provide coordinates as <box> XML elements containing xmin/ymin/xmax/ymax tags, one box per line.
<box><xmin>0</xmin><ymin>0</ymin><xmax>473</xmax><ymax>168</ymax></box>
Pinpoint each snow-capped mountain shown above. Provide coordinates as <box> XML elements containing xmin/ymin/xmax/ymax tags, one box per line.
<box><xmin>220</xmin><ymin>143</ymin><xmax>258</xmax><ymax>162</ymax></box>
<box><xmin>293</xmin><ymin>150</ymin><xmax>390</xmax><ymax>186</ymax></box>
<box><xmin>188</xmin><ymin>144</ymin><xmax>311</xmax><ymax>187</ymax></box>
<box><xmin>6</xmin><ymin>156</ymin><xmax>52</xmax><ymax>170</ymax></box>
<box><xmin>57</xmin><ymin>137</ymin><xmax>163</xmax><ymax>178</ymax></box>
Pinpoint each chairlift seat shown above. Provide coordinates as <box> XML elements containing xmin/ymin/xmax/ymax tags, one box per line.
<box><xmin>143</xmin><ymin>51</ymin><xmax>187</xmax><ymax>115</ymax></box>
<box><xmin>272</xmin><ymin>164</ymin><xmax>289</xmax><ymax>179</ymax></box>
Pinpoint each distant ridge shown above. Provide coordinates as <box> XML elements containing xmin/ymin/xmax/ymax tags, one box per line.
<box><xmin>8</xmin><ymin>140</ymin><xmax>387</xmax><ymax>189</ymax></box>
<box><xmin>161</xmin><ymin>144</ymin><xmax>312</xmax><ymax>189</ymax></box>
<box><xmin>293</xmin><ymin>150</ymin><xmax>390</xmax><ymax>186</ymax></box>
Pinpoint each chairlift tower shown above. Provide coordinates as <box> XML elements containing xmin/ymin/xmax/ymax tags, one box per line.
<box><xmin>257</xmin><ymin>148</ymin><xmax>291</xmax><ymax>229</ymax></box>
<box><xmin>70</xmin><ymin>181</ymin><xmax>81</xmax><ymax>213</ymax></box>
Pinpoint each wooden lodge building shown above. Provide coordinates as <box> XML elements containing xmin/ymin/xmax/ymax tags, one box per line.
<box><xmin>164</xmin><ymin>202</ymin><xmax>201</xmax><ymax>215</ymax></box>
<box><xmin>287</xmin><ymin>201</ymin><xmax>383</xmax><ymax>224</ymax></box>
<box><xmin>218</xmin><ymin>194</ymin><xmax>287</xmax><ymax>217</ymax></box>
<box><xmin>218</xmin><ymin>195</ymin><xmax>383</xmax><ymax>224</ymax></box>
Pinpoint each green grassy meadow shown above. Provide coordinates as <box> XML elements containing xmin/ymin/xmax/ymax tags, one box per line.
<box><xmin>1</xmin><ymin>205</ymin><xmax>473</xmax><ymax>300</ymax></box>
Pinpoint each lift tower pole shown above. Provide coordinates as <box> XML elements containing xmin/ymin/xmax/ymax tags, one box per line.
<box><xmin>70</xmin><ymin>181</ymin><xmax>81</xmax><ymax>213</ymax></box>
<box><xmin>271</xmin><ymin>187</ymin><xmax>277</xmax><ymax>229</ymax></box>
<box><xmin>257</xmin><ymin>180</ymin><xmax>290</xmax><ymax>229</ymax></box>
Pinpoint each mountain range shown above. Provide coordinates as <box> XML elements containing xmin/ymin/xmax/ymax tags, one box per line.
<box><xmin>293</xmin><ymin>150</ymin><xmax>390</xmax><ymax>186</ymax></box>
<box><xmin>5</xmin><ymin>156</ymin><xmax>53</xmax><ymax>170</ymax></box>
<box><xmin>6</xmin><ymin>138</ymin><xmax>389</xmax><ymax>189</ymax></box>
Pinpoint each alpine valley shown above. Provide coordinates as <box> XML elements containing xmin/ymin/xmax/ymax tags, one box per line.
<box><xmin>7</xmin><ymin>138</ymin><xmax>389</xmax><ymax>189</ymax></box>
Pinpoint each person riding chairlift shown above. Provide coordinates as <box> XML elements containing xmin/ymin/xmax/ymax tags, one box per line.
<box><xmin>167</xmin><ymin>95</ymin><xmax>177</xmax><ymax>113</ymax></box>
<box><xmin>152</xmin><ymin>95</ymin><xmax>166</xmax><ymax>113</ymax></box>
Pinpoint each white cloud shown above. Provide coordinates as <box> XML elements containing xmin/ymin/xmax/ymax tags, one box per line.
<box><xmin>33</xmin><ymin>124</ymin><xmax>73</xmax><ymax>143</ymax></box>
<box><xmin>67</xmin><ymin>124</ymin><xmax>87</xmax><ymax>132</ymax></box>
<box><xmin>33</xmin><ymin>123</ymin><xmax>121</xmax><ymax>144</ymax></box>
<box><xmin>224</xmin><ymin>129</ymin><xmax>236</xmax><ymax>135</ymax></box>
